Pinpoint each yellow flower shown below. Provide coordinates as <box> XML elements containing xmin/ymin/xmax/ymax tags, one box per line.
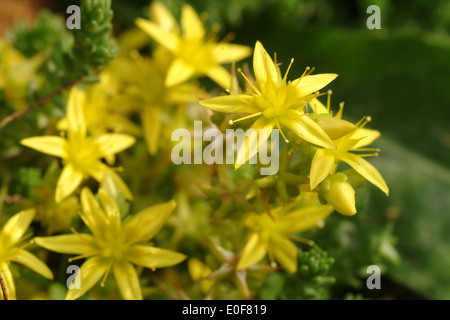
<box><xmin>20</xmin><ymin>87</ymin><xmax>136</xmax><ymax>203</ymax></box>
<box><xmin>237</xmin><ymin>195</ymin><xmax>333</xmax><ymax>273</ymax></box>
<box><xmin>57</xmin><ymin>72</ymin><xmax>141</xmax><ymax>138</ymax></box>
<box><xmin>136</xmin><ymin>2</ymin><xmax>252</xmax><ymax>88</ymax></box>
<box><xmin>309</xmin><ymin>117</ymin><xmax>389</xmax><ymax>195</ymax></box>
<box><xmin>35</xmin><ymin>187</ymin><xmax>186</xmax><ymax>300</ymax></box>
<box><xmin>0</xmin><ymin>40</ymin><xmax>45</xmax><ymax>109</ymax></box>
<box><xmin>0</xmin><ymin>209</ymin><xmax>53</xmax><ymax>300</ymax></box>
<box><xmin>110</xmin><ymin>48</ymin><xmax>202</xmax><ymax>155</ymax></box>
<box><xmin>200</xmin><ymin>41</ymin><xmax>337</xmax><ymax>168</ymax></box>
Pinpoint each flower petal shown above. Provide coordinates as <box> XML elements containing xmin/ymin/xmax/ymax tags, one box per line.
<box><xmin>141</xmin><ymin>106</ymin><xmax>161</xmax><ymax>155</ymax></box>
<box><xmin>101</xmin><ymin>171</ymin><xmax>133</xmax><ymax>201</ymax></box>
<box><xmin>67</xmin><ymin>87</ymin><xmax>87</xmax><ymax>135</ymax></box>
<box><xmin>80</xmin><ymin>187</ymin><xmax>108</xmax><ymax>236</ymax></box>
<box><xmin>34</xmin><ymin>234</ymin><xmax>96</xmax><ymax>255</ymax></box>
<box><xmin>55</xmin><ymin>163</ymin><xmax>83</xmax><ymax>203</ymax></box>
<box><xmin>181</xmin><ymin>4</ymin><xmax>205</xmax><ymax>40</ymax></box>
<box><xmin>20</xmin><ymin>136</ymin><xmax>66</xmax><ymax>158</ymax></box>
<box><xmin>280</xmin><ymin>109</ymin><xmax>334</xmax><ymax>149</ymax></box>
<box><xmin>9</xmin><ymin>248</ymin><xmax>53</xmax><ymax>279</ymax></box>
<box><xmin>289</xmin><ymin>73</ymin><xmax>338</xmax><ymax>98</ymax></box>
<box><xmin>165</xmin><ymin>58</ymin><xmax>195</xmax><ymax>87</ymax></box>
<box><xmin>66</xmin><ymin>257</ymin><xmax>108</xmax><ymax>300</ymax></box>
<box><xmin>236</xmin><ymin>233</ymin><xmax>267</xmax><ymax>271</ymax></box>
<box><xmin>150</xmin><ymin>1</ymin><xmax>178</xmax><ymax>33</ymax></box>
<box><xmin>0</xmin><ymin>209</ymin><xmax>34</xmax><ymax>247</ymax></box>
<box><xmin>269</xmin><ymin>235</ymin><xmax>298</xmax><ymax>273</ymax></box>
<box><xmin>204</xmin><ymin>65</ymin><xmax>232</xmax><ymax>89</ymax></box>
<box><xmin>310</xmin><ymin>148</ymin><xmax>335</xmax><ymax>190</ymax></box>
<box><xmin>113</xmin><ymin>260</ymin><xmax>142</xmax><ymax>300</ymax></box>
<box><xmin>124</xmin><ymin>200</ymin><xmax>176</xmax><ymax>243</ymax></box>
<box><xmin>94</xmin><ymin>133</ymin><xmax>135</xmax><ymax>158</ymax></box>
<box><xmin>235</xmin><ymin>117</ymin><xmax>275</xmax><ymax>169</ymax></box>
<box><xmin>126</xmin><ymin>245</ymin><xmax>186</xmax><ymax>269</ymax></box>
<box><xmin>199</xmin><ymin>94</ymin><xmax>260</xmax><ymax>114</ymax></box>
<box><xmin>213</xmin><ymin>43</ymin><xmax>252</xmax><ymax>64</ymax></box>
<box><xmin>253</xmin><ymin>41</ymin><xmax>279</xmax><ymax>86</ymax></box>
<box><xmin>135</xmin><ymin>18</ymin><xmax>179</xmax><ymax>52</ymax></box>
<box><xmin>278</xmin><ymin>205</ymin><xmax>334</xmax><ymax>233</ymax></box>
<box><xmin>338</xmin><ymin>152</ymin><xmax>389</xmax><ymax>195</ymax></box>
<box><xmin>348</xmin><ymin>128</ymin><xmax>381</xmax><ymax>149</ymax></box>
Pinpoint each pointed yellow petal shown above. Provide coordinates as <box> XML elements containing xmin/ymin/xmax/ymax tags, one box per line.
<box><xmin>101</xmin><ymin>171</ymin><xmax>133</xmax><ymax>201</ymax></box>
<box><xmin>237</xmin><ymin>233</ymin><xmax>267</xmax><ymax>270</ymax></box>
<box><xmin>0</xmin><ymin>209</ymin><xmax>34</xmax><ymax>247</ymax></box>
<box><xmin>124</xmin><ymin>200</ymin><xmax>176</xmax><ymax>243</ymax></box>
<box><xmin>181</xmin><ymin>4</ymin><xmax>205</xmax><ymax>40</ymax></box>
<box><xmin>34</xmin><ymin>234</ymin><xmax>96</xmax><ymax>255</ymax></box>
<box><xmin>98</xmin><ymin>189</ymin><xmax>121</xmax><ymax>231</ymax></box>
<box><xmin>213</xmin><ymin>43</ymin><xmax>252</xmax><ymax>64</ymax></box>
<box><xmin>142</xmin><ymin>106</ymin><xmax>161</xmax><ymax>155</ymax></box>
<box><xmin>80</xmin><ymin>187</ymin><xmax>108</xmax><ymax>236</ymax></box>
<box><xmin>348</xmin><ymin>128</ymin><xmax>381</xmax><ymax>149</ymax></box>
<box><xmin>113</xmin><ymin>260</ymin><xmax>142</xmax><ymax>300</ymax></box>
<box><xmin>338</xmin><ymin>153</ymin><xmax>389</xmax><ymax>195</ymax></box>
<box><xmin>20</xmin><ymin>136</ymin><xmax>67</xmax><ymax>158</ymax></box>
<box><xmin>94</xmin><ymin>133</ymin><xmax>135</xmax><ymax>158</ymax></box>
<box><xmin>165</xmin><ymin>58</ymin><xmax>195</xmax><ymax>87</ymax></box>
<box><xmin>10</xmin><ymin>248</ymin><xmax>53</xmax><ymax>279</ymax></box>
<box><xmin>126</xmin><ymin>245</ymin><xmax>186</xmax><ymax>269</ymax></box>
<box><xmin>150</xmin><ymin>1</ymin><xmax>178</xmax><ymax>33</ymax></box>
<box><xmin>204</xmin><ymin>65</ymin><xmax>232</xmax><ymax>89</ymax></box>
<box><xmin>289</xmin><ymin>73</ymin><xmax>338</xmax><ymax>98</ymax></box>
<box><xmin>135</xmin><ymin>18</ymin><xmax>179</xmax><ymax>52</ymax></box>
<box><xmin>270</xmin><ymin>235</ymin><xmax>298</xmax><ymax>273</ymax></box>
<box><xmin>253</xmin><ymin>41</ymin><xmax>278</xmax><ymax>85</ymax></box>
<box><xmin>235</xmin><ymin>117</ymin><xmax>275</xmax><ymax>169</ymax></box>
<box><xmin>66</xmin><ymin>257</ymin><xmax>108</xmax><ymax>300</ymax></box>
<box><xmin>310</xmin><ymin>149</ymin><xmax>335</xmax><ymax>190</ymax></box>
<box><xmin>199</xmin><ymin>94</ymin><xmax>259</xmax><ymax>114</ymax></box>
<box><xmin>278</xmin><ymin>205</ymin><xmax>334</xmax><ymax>233</ymax></box>
<box><xmin>55</xmin><ymin>163</ymin><xmax>83</xmax><ymax>203</ymax></box>
<box><xmin>280</xmin><ymin>109</ymin><xmax>334</xmax><ymax>149</ymax></box>
<box><xmin>0</xmin><ymin>262</ymin><xmax>15</xmax><ymax>300</ymax></box>
<box><xmin>67</xmin><ymin>87</ymin><xmax>87</xmax><ymax>134</ymax></box>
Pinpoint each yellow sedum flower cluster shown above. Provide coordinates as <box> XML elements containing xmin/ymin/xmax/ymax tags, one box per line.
<box><xmin>0</xmin><ymin>1</ymin><xmax>389</xmax><ymax>300</ymax></box>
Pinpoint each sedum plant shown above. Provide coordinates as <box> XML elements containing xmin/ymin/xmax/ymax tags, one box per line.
<box><xmin>0</xmin><ymin>1</ymin><xmax>392</xmax><ymax>300</ymax></box>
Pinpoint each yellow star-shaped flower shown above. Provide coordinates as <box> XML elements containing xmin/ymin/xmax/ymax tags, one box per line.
<box><xmin>0</xmin><ymin>209</ymin><xmax>53</xmax><ymax>300</ymax></box>
<box><xmin>20</xmin><ymin>87</ymin><xmax>136</xmax><ymax>203</ymax></box>
<box><xmin>35</xmin><ymin>187</ymin><xmax>186</xmax><ymax>300</ymax></box>
<box><xmin>136</xmin><ymin>2</ymin><xmax>252</xmax><ymax>88</ymax></box>
<box><xmin>200</xmin><ymin>41</ymin><xmax>337</xmax><ymax>168</ymax></box>
<box><xmin>237</xmin><ymin>193</ymin><xmax>333</xmax><ymax>273</ymax></box>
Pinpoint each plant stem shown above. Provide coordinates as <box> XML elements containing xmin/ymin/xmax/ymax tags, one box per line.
<box><xmin>0</xmin><ymin>270</ymin><xmax>8</xmax><ymax>300</ymax></box>
<box><xmin>0</xmin><ymin>76</ymin><xmax>85</xmax><ymax>130</ymax></box>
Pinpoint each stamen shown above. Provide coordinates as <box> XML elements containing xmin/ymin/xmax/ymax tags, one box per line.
<box><xmin>68</xmin><ymin>251</ymin><xmax>98</xmax><ymax>263</ymax></box>
<box><xmin>101</xmin><ymin>260</ymin><xmax>113</xmax><ymax>287</ymax></box>
<box><xmin>336</xmin><ymin>102</ymin><xmax>344</xmax><ymax>119</ymax></box>
<box><xmin>327</xmin><ymin>90</ymin><xmax>332</xmax><ymax>113</ymax></box>
<box><xmin>229</xmin><ymin>112</ymin><xmax>262</xmax><ymax>125</ymax></box>
<box><xmin>283</xmin><ymin>58</ymin><xmax>294</xmax><ymax>83</ymax></box>
<box><xmin>306</xmin><ymin>66</ymin><xmax>315</xmax><ymax>76</ymax></box>
<box><xmin>225</xmin><ymin>89</ymin><xmax>251</xmax><ymax>105</ymax></box>
<box><xmin>275</xmin><ymin>119</ymin><xmax>289</xmax><ymax>143</ymax></box>
<box><xmin>356</xmin><ymin>116</ymin><xmax>372</xmax><ymax>128</ymax></box>
<box><xmin>289</xmin><ymin>235</ymin><xmax>315</xmax><ymax>246</ymax></box>
<box><xmin>237</xmin><ymin>68</ymin><xmax>262</xmax><ymax>96</ymax></box>
<box><xmin>355</xmin><ymin>152</ymin><xmax>379</xmax><ymax>158</ymax></box>
<box><xmin>354</xmin><ymin>148</ymin><xmax>380</xmax><ymax>152</ymax></box>
<box><xmin>294</xmin><ymin>67</ymin><xmax>310</xmax><ymax>87</ymax></box>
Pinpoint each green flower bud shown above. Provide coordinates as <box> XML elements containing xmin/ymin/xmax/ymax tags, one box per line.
<box><xmin>321</xmin><ymin>172</ymin><xmax>356</xmax><ymax>216</ymax></box>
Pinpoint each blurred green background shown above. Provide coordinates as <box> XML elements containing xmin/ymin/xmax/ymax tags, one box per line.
<box><xmin>2</xmin><ymin>0</ymin><xmax>449</xmax><ymax>299</ymax></box>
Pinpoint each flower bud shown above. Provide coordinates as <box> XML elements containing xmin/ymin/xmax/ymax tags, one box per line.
<box><xmin>320</xmin><ymin>172</ymin><xmax>356</xmax><ymax>216</ymax></box>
